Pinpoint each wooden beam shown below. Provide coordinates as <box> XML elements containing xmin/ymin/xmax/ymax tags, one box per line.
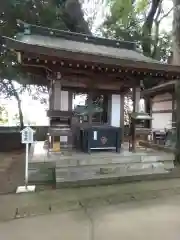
<box><xmin>19</xmin><ymin>63</ymin><xmax>131</xmax><ymax>93</ymax></box>
<box><xmin>152</xmin><ymin>98</ymin><xmax>173</xmax><ymax>103</ymax></box>
<box><xmin>152</xmin><ymin>109</ymin><xmax>173</xmax><ymax>114</ymax></box>
<box><xmin>20</xmin><ymin>61</ymin><xmax>135</xmax><ymax>88</ymax></box>
<box><xmin>21</xmin><ymin>58</ymin><xmax>136</xmax><ymax>83</ymax></box>
<box><xmin>21</xmin><ymin>52</ymin><xmax>178</xmax><ymax>83</ymax></box>
<box><xmin>62</xmin><ymin>86</ymin><xmax>126</xmax><ymax>94</ymax></box>
<box><xmin>61</xmin><ymin>77</ymin><xmax>123</xmax><ymax>90</ymax></box>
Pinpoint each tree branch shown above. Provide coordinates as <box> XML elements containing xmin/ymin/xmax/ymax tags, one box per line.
<box><xmin>158</xmin><ymin>7</ymin><xmax>173</xmax><ymax>23</ymax></box>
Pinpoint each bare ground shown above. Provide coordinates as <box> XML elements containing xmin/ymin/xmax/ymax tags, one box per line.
<box><xmin>0</xmin><ymin>151</ymin><xmax>25</xmax><ymax>194</ymax></box>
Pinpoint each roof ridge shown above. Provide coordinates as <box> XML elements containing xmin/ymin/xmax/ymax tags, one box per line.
<box><xmin>16</xmin><ymin>20</ymin><xmax>137</xmax><ymax>51</ymax></box>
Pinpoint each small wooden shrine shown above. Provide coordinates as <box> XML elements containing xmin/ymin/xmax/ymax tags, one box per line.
<box><xmin>2</xmin><ymin>21</ymin><xmax>180</xmax><ymax>152</ymax></box>
<box><xmin>143</xmin><ymin>80</ymin><xmax>176</xmax><ymax>131</ymax></box>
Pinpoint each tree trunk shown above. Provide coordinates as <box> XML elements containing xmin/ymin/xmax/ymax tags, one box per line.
<box><xmin>142</xmin><ymin>0</ymin><xmax>161</xmax><ymax>56</ymax></box>
<box><xmin>11</xmin><ymin>83</ymin><xmax>24</xmax><ymax>130</ymax></box>
<box><xmin>17</xmin><ymin>99</ymin><xmax>24</xmax><ymax>130</ymax></box>
<box><xmin>173</xmin><ymin>0</ymin><xmax>180</xmax><ymax>163</ymax></box>
<box><xmin>64</xmin><ymin>0</ymin><xmax>91</xmax><ymax>34</ymax></box>
<box><xmin>173</xmin><ymin>0</ymin><xmax>180</xmax><ymax>65</ymax></box>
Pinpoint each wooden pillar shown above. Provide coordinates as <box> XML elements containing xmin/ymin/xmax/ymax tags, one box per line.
<box><xmin>68</xmin><ymin>91</ymin><xmax>73</xmax><ymax>147</ymax></box>
<box><xmin>49</xmin><ymin>80</ymin><xmax>54</xmax><ymax>111</ymax></box>
<box><xmin>132</xmin><ymin>86</ymin><xmax>141</xmax><ymax>151</ymax></box>
<box><xmin>51</xmin><ymin>79</ymin><xmax>62</xmax><ymax>152</ymax></box>
<box><xmin>133</xmin><ymin>86</ymin><xmax>141</xmax><ymax>112</ymax></box>
<box><xmin>107</xmin><ymin>94</ymin><xmax>112</xmax><ymax>124</ymax></box>
<box><xmin>88</xmin><ymin>91</ymin><xmax>93</xmax><ymax>124</ymax></box>
<box><xmin>144</xmin><ymin>96</ymin><xmax>152</xmax><ymax>128</ymax></box>
<box><xmin>120</xmin><ymin>93</ymin><xmax>124</xmax><ymax>143</ymax></box>
<box><xmin>54</xmin><ymin>80</ymin><xmax>61</xmax><ymax>110</ymax></box>
<box><xmin>175</xmin><ymin>80</ymin><xmax>180</xmax><ymax>162</ymax></box>
<box><xmin>172</xmin><ymin>91</ymin><xmax>176</xmax><ymax>128</ymax></box>
<box><xmin>68</xmin><ymin>91</ymin><xmax>73</xmax><ymax>111</ymax></box>
<box><xmin>149</xmin><ymin>97</ymin><xmax>153</xmax><ymax>129</ymax></box>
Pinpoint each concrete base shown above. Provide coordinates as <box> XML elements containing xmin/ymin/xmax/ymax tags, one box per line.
<box><xmin>16</xmin><ymin>185</ymin><xmax>36</xmax><ymax>194</ymax></box>
<box><xmin>29</xmin><ymin>141</ymin><xmax>175</xmax><ymax>186</ymax></box>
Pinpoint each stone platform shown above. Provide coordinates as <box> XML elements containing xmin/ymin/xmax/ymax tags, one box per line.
<box><xmin>29</xmin><ymin>142</ymin><xmax>175</xmax><ymax>186</ymax></box>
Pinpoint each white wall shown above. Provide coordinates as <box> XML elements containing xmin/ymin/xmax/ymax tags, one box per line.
<box><xmin>152</xmin><ymin>93</ymin><xmax>172</xmax><ymax>130</ymax></box>
<box><xmin>61</xmin><ymin>91</ymin><xmax>69</xmax><ymax>111</ymax></box>
<box><xmin>152</xmin><ymin>113</ymin><xmax>172</xmax><ymax>130</ymax></box>
<box><xmin>152</xmin><ymin>93</ymin><xmax>172</xmax><ymax>102</ymax></box>
<box><xmin>111</xmin><ymin>94</ymin><xmax>121</xmax><ymax>127</ymax></box>
<box><xmin>60</xmin><ymin>91</ymin><xmax>69</xmax><ymax>142</ymax></box>
<box><xmin>152</xmin><ymin>101</ymin><xmax>172</xmax><ymax>111</ymax></box>
<box><xmin>52</xmin><ymin>82</ymin><xmax>69</xmax><ymax>142</ymax></box>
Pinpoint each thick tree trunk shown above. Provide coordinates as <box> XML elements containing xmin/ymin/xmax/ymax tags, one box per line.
<box><xmin>173</xmin><ymin>0</ymin><xmax>180</xmax><ymax>163</ymax></box>
<box><xmin>11</xmin><ymin>82</ymin><xmax>24</xmax><ymax>130</ymax></box>
<box><xmin>17</xmin><ymin>99</ymin><xmax>24</xmax><ymax>130</ymax></box>
<box><xmin>142</xmin><ymin>0</ymin><xmax>161</xmax><ymax>56</ymax></box>
<box><xmin>64</xmin><ymin>0</ymin><xmax>91</xmax><ymax>34</ymax></box>
<box><xmin>173</xmin><ymin>0</ymin><xmax>180</xmax><ymax>65</ymax></box>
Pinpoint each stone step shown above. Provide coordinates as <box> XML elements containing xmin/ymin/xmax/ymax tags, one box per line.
<box><xmin>55</xmin><ymin>160</ymin><xmax>174</xmax><ymax>170</ymax></box>
<box><xmin>28</xmin><ymin>162</ymin><xmax>55</xmax><ymax>183</ymax></box>
<box><xmin>55</xmin><ymin>161</ymin><xmax>172</xmax><ymax>184</ymax></box>
<box><xmin>55</xmin><ymin>154</ymin><xmax>174</xmax><ymax>168</ymax></box>
<box><xmin>56</xmin><ymin>171</ymin><xmax>177</xmax><ymax>188</ymax></box>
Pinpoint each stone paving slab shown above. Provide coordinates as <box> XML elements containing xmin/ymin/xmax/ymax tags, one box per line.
<box><xmin>1</xmin><ymin>178</ymin><xmax>180</xmax><ymax>222</ymax></box>
<box><xmin>0</xmin><ymin>210</ymin><xmax>89</xmax><ymax>240</ymax></box>
<box><xmin>89</xmin><ymin>195</ymin><xmax>180</xmax><ymax>240</ymax></box>
<box><xmin>1</xmin><ymin>195</ymin><xmax>180</xmax><ymax>239</ymax></box>
<box><xmin>31</xmin><ymin>142</ymin><xmax>174</xmax><ymax>165</ymax></box>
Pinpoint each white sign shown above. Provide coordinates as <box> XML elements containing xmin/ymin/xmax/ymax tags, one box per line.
<box><xmin>21</xmin><ymin>126</ymin><xmax>34</xmax><ymax>144</ymax></box>
<box><xmin>16</xmin><ymin>126</ymin><xmax>36</xmax><ymax>193</ymax></box>
<box><xmin>93</xmin><ymin>131</ymin><xmax>97</xmax><ymax>140</ymax></box>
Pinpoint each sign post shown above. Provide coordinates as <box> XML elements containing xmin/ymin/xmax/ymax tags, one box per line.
<box><xmin>25</xmin><ymin>143</ymin><xmax>29</xmax><ymax>187</ymax></box>
<box><xmin>16</xmin><ymin>126</ymin><xmax>36</xmax><ymax>193</ymax></box>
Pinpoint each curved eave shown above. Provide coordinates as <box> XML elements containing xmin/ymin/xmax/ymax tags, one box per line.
<box><xmin>3</xmin><ymin>36</ymin><xmax>180</xmax><ymax>78</ymax></box>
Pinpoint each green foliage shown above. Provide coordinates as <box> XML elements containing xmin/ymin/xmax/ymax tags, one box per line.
<box><xmin>0</xmin><ymin>0</ymin><xmax>90</xmax><ymax>81</ymax></box>
<box><xmin>0</xmin><ymin>105</ymin><xmax>8</xmax><ymax>124</ymax></box>
<box><xmin>102</xmin><ymin>0</ymin><xmax>172</xmax><ymax>89</ymax></box>
<box><xmin>152</xmin><ymin>31</ymin><xmax>172</xmax><ymax>62</ymax></box>
<box><xmin>135</xmin><ymin>0</ymin><xmax>149</xmax><ymax>14</ymax></box>
<box><xmin>103</xmin><ymin>13</ymin><xmax>142</xmax><ymax>43</ymax></box>
<box><xmin>0</xmin><ymin>0</ymin><xmax>90</xmax><ymax>127</ymax></box>
<box><xmin>110</xmin><ymin>0</ymin><xmax>134</xmax><ymax>26</ymax></box>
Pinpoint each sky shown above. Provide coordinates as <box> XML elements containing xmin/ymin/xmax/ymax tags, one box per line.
<box><xmin>0</xmin><ymin>0</ymin><xmax>174</xmax><ymax>126</ymax></box>
<box><xmin>82</xmin><ymin>0</ymin><xmax>174</xmax><ymax>34</ymax></box>
<box><xmin>0</xmin><ymin>86</ymin><xmax>87</xmax><ymax>126</ymax></box>
<box><xmin>161</xmin><ymin>0</ymin><xmax>173</xmax><ymax>31</ymax></box>
<box><xmin>1</xmin><ymin>92</ymin><xmax>49</xmax><ymax>126</ymax></box>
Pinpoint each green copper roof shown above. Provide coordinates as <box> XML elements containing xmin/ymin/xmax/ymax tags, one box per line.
<box><xmin>15</xmin><ymin>21</ymin><xmax>158</xmax><ymax>64</ymax></box>
<box><xmin>131</xmin><ymin>112</ymin><xmax>152</xmax><ymax>120</ymax></box>
<box><xmin>74</xmin><ymin>104</ymin><xmax>103</xmax><ymax>116</ymax></box>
